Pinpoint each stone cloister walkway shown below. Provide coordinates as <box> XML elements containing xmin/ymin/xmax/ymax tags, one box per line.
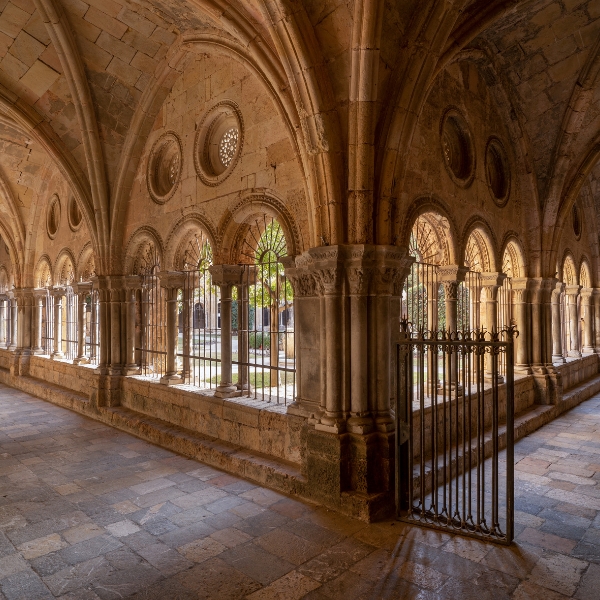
<box><xmin>0</xmin><ymin>386</ymin><xmax>598</xmax><ymax>599</ymax></box>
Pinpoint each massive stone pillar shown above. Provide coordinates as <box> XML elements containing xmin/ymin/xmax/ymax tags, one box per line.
<box><xmin>159</xmin><ymin>272</ymin><xmax>184</xmax><ymax>386</ymax></box>
<box><xmin>565</xmin><ymin>284</ymin><xmax>582</xmax><ymax>358</ymax></box>
<box><xmin>209</xmin><ymin>265</ymin><xmax>244</xmax><ymax>398</ymax></box>
<box><xmin>580</xmin><ymin>288</ymin><xmax>594</xmax><ymax>355</ymax></box>
<box><xmin>284</xmin><ymin>245</ymin><xmax>413</xmax><ymax>520</ymax></box>
<box><xmin>512</xmin><ymin>278</ymin><xmax>533</xmax><ymax>373</ymax></box>
<box><xmin>529</xmin><ymin>278</ymin><xmax>560</xmax><ymax>404</ymax></box>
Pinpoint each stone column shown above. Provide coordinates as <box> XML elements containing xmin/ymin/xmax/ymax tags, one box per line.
<box><xmin>51</xmin><ymin>288</ymin><xmax>64</xmax><ymax>359</ymax></box>
<box><xmin>481</xmin><ymin>272</ymin><xmax>506</xmax><ymax>334</ymax></box>
<box><xmin>74</xmin><ymin>283</ymin><xmax>91</xmax><ymax>364</ymax></box>
<box><xmin>0</xmin><ymin>295</ymin><xmax>6</xmax><ymax>346</ymax></box>
<box><xmin>581</xmin><ymin>287</ymin><xmax>594</xmax><ymax>354</ymax></box>
<box><xmin>159</xmin><ymin>272</ymin><xmax>184</xmax><ymax>385</ymax></box>
<box><xmin>95</xmin><ymin>279</ymin><xmax>110</xmax><ymax>373</ymax></box>
<box><xmin>550</xmin><ymin>282</ymin><xmax>565</xmax><ymax>364</ymax></box>
<box><xmin>438</xmin><ymin>266</ymin><xmax>468</xmax><ymax>387</ymax></box>
<box><xmin>593</xmin><ymin>289</ymin><xmax>600</xmax><ymax>354</ymax></box>
<box><xmin>512</xmin><ymin>278</ymin><xmax>533</xmax><ymax>372</ymax></box>
<box><xmin>346</xmin><ymin>260</ymin><xmax>372</xmax><ymax>434</ymax></box>
<box><xmin>8</xmin><ymin>294</ymin><xmax>17</xmax><ymax>351</ymax></box>
<box><xmin>33</xmin><ymin>290</ymin><xmax>44</xmax><ymax>354</ymax></box>
<box><xmin>209</xmin><ymin>265</ymin><xmax>243</xmax><ymax>398</ymax></box>
<box><xmin>282</xmin><ymin>259</ymin><xmax>320</xmax><ymax>421</ymax></box>
<box><xmin>124</xmin><ymin>277</ymin><xmax>141</xmax><ymax>375</ymax></box>
<box><xmin>565</xmin><ymin>284</ymin><xmax>582</xmax><ymax>357</ymax></box>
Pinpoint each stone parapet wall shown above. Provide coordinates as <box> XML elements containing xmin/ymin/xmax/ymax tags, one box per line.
<box><xmin>120</xmin><ymin>378</ymin><xmax>305</xmax><ymax>466</ymax></box>
<box><xmin>556</xmin><ymin>354</ymin><xmax>600</xmax><ymax>393</ymax></box>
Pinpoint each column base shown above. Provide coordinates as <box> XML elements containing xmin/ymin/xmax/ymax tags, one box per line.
<box><xmin>568</xmin><ymin>351</ymin><xmax>582</xmax><ymax>358</ymax></box>
<box><xmin>51</xmin><ymin>352</ymin><xmax>64</xmax><ymax>360</ymax></box>
<box><xmin>582</xmin><ymin>347</ymin><xmax>595</xmax><ymax>355</ymax></box>
<box><xmin>73</xmin><ymin>357</ymin><xmax>90</xmax><ymax>365</ymax></box>
<box><xmin>552</xmin><ymin>355</ymin><xmax>567</xmax><ymax>364</ymax></box>
<box><xmin>315</xmin><ymin>412</ymin><xmax>346</xmax><ymax>434</ymax></box>
<box><xmin>346</xmin><ymin>415</ymin><xmax>373</xmax><ymax>434</ymax></box>
<box><xmin>160</xmin><ymin>374</ymin><xmax>182</xmax><ymax>386</ymax></box>
<box><xmin>515</xmin><ymin>364</ymin><xmax>533</xmax><ymax>374</ymax></box>
<box><xmin>214</xmin><ymin>383</ymin><xmax>238</xmax><ymax>398</ymax></box>
<box><xmin>124</xmin><ymin>365</ymin><xmax>141</xmax><ymax>375</ymax></box>
<box><xmin>108</xmin><ymin>367</ymin><xmax>124</xmax><ymax>376</ymax></box>
<box><xmin>373</xmin><ymin>414</ymin><xmax>394</xmax><ymax>433</ymax></box>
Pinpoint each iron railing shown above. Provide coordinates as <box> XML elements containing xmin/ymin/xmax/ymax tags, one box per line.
<box><xmin>137</xmin><ymin>275</ymin><xmax>167</xmax><ymax>378</ymax></box>
<box><xmin>61</xmin><ymin>288</ymin><xmax>78</xmax><ymax>361</ymax></box>
<box><xmin>178</xmin><ymin>269</ymin><xmax>221</xmax><ymax>389</ymax></box>
<box><xmin>41</xmin><ymin>292</ymin><xmax>53</xmax><ymax>354</ymax></box>
<box><xmin>233</xmin><ymin>263</ymin><xmax>295</xmax><ymax>404</ymax></box>
<box><xmin>396</xmin><ymin>322</ymin><xmax>516</xmax><ymax>545</ymax></box>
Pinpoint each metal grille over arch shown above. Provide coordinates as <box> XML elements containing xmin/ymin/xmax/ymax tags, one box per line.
<box><xmin>237</xmin><ymin>215</ymin><xmax>295</xmax><ymax>404</ymax></box>
<box><xmin>178</xmin><ymin>231</ymin><xmax>221</xmax><ymax>389</ymax></box>
<box><xmin>134</xmin><ymin>243</ymin><xmax>167</xmax><ymax>378</ymax></box>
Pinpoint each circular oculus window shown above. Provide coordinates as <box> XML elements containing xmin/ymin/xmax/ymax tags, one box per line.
<box><xmin>485</xmin><ymin>138</ymin><xmax>510</xmax><ymax>206</ymax></box>
<box><xmin>194</xmin><ymin>101</ymin><xmax>244</xmax><ymax>186</ymax></box>
<box><xmin>147</xmin><ymin>132</ymin><xmax>183</xmax><ymax>204</ymax></box>
<box><xmin>46</xmin><ymin>194</ymin><xmax>61</xmax><ymax>239</ymax></box>
<box><xmin>572</xmin><ymin>204</ymin><xmax>581</xmax><ymax>239</ymax></box>
<box><xmin>67</xmin><ymin>195</ymin><xmax>82</xmax><ymax>231</ymax></box>
<box><xmin>440</xmin><ymin>108</ymin><xmax>475</xmax><ymax>187</ymax></box>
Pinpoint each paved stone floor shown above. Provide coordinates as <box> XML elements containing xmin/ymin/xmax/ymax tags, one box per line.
<box><xmin>0</xmin><ymin>384</ymin><xmax>599</xmax><ymax>599</ymax></box>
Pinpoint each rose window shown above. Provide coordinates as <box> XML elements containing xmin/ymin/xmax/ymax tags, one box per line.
<box><xmin>168</xmin><ymin>153</ymin><xmax>180</xmax><ymax>186</ymax></box>
<box><xmin>219</xmin><ymin>127</ymin><xmax>239</xmax><ymax>168</ymax></box>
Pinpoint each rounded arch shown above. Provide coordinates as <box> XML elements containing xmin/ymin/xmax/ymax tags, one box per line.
<box><xmin>219</xmin><ymin>192</ymin><xmax>301</xmax><ymax>264</ymax></box>
<box><xmin>34</xmin><ymin>255</ymin><xmax>53</xmax><ymax>288</ymax></box>
<box><xmin>461</xmin><ymin>218</ymin><xmax>498</xmax><ymax>272</ymax></box>
<box><xmin>124</xmin><ymin>227</ymin><xmax>164</xmax><ymax>275</ymax></box>
<box><xmin>76</xmin><ymin>243</ymin><xmax>96</xmax><ymax>282</ymax></box>
<box><xmin>501</xmin><ymin>234</ymin><xmax>527</xmax><ymax>278</ymax></box>
<box><xmin>580</xmin><ymin>257</ymin><xmax>592</xmax><ymax>288</ymax></box>
<box><xmin>54</xmin><ymin>249</ymin><xmax>77</xmax><ymax>286</ymax></box>
<box><xmin>561</xmin><ymin>252</ymin><xmax>577</xmax><ymax>285</ymax></box>
<box><xmin>165</xmin><ymin>213</ymin><xmax>218</xmax><ymax>271</ymax></box>
<box><xmin>399</xmin><ymin>197</ymin><xmax>459</xmax><ymax>265</ymax></box>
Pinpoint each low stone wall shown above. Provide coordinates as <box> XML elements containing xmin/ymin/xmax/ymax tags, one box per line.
<box><xmin>120</xmin><ymin>378</ymin><xmax>305</xmax><ymax>466</ymax></box>
<box><xmin>556</xmin><ymin>354</ymin><xmax>600</xmax><ymax>392</ymax></box>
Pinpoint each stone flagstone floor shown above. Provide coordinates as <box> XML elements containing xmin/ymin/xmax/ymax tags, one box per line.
<box><xmin>0</xmin><ymin>383</ymin><xmax>599</xmax><ymax>599</ymax></box>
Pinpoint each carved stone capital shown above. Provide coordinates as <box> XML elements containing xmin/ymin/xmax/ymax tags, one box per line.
<box><xmin>158</xmin><ymin>271</ymin><xmax>185</xmax><ymax>290</ymax></box>
<box><xmin>565</xmin><ymin>284</ymin><xmax>582</xmax><ymax>299</ymax></box>
<box><xmin>209</xmin><ymin>264</ymin><xmax>245</xmax><ymax>287</ymax></box>
<box><xmin>442</xmin><ymin>280</ymin><xmax>460</xmax><ymax>301</ymax></box>
<box><xmin>437</xmin><ymin>265</ymin><xmax>468</xmax><ymax>284</ymax></box>
<box><xmin>580</xmin><ymin>287</ymin><xmax>593</xmax><ymax>302</ymax></box>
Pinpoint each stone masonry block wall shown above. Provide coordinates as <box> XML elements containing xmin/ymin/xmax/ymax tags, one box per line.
<box><xmin>556</xmin><ymin>354</ymin><xmax>600</xmax><ymax>392</ymax></box>
<box><xmin>120</xmin><ymin>378</ymin><xmax>305</xmax><ymax>466</ymax></box>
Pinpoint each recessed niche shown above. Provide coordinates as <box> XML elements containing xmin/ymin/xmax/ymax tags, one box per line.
<box><xmin>572</xmin><ymin>204</ymin><xmax>581</xmax><ymax>239</ymax></box>
<box><xmin>485</xmin><ymin>138</ymin><xmax>510</xmax><ymax>206</ymax></box>
<box><xmin>46</xmin><ymin>194</ymin><xmax>61</xmax><ymax>239</ymax></box>
<box><xmin>67</xmin><ymin>195</ymin><xmax>82</xmax><ymax>231</ymax></box>
<box><xmin>440</xmin><ymin>108</ymin><xmax>475</xmax><ymax>187</ymax></box>
<box><xmin>194</xmin><ymin>100</ymin><xmax>244</xmax><ymax>187</ymax></box>
<box><xmin>147</xmin><ymin>132</ymin><xmax>183</xmax><ymax>204</ymax></box>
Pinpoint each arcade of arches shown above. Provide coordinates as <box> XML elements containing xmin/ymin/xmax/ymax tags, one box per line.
<box><xmin>1</xmin><ymin>0</ymin><xmax>600</xmax><ymax>526</ymax></box>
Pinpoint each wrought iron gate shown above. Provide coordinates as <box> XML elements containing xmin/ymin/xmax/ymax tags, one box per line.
<box><xmin>396</xmin><ymin>322</ymin><xmax>516</xmax><ymax>544</ymax></box>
